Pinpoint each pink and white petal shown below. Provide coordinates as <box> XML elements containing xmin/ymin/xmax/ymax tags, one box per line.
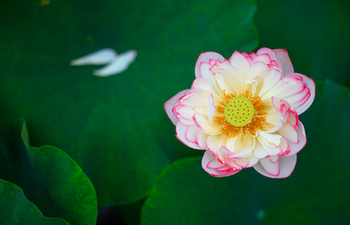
<box><xmin>164</xmin><ymin>89</ymin><xmax>190</xmax><ymax>125</ymax></box>
<box><xmin>180</xmin><ymin>90</ymin><xmax>208</xmax><ymax>107</ymax></box>
<box><xmin>216</xmin><ymin>145</ymin><xmax>231</xmax><ymax>161</ymax></box>
<box><xmin>265</xmin><ymin>111</ymin><xmax>284</xmax><ymax>133</ymax></box>
<box><xmin>242</xmin><ymin>52</ymin><xmax>250</xmax><ymax>57</ymax></box>
<box><xmin>226</xmin><ymin>155</ymin><xmax>248</xmax><ymax>169</ymax></box>
<box><xmin>270</xmin><ymin>97</ymin><xmax>297</xmax><ymax>127</ymax></box>
<box><xmin>195</xmin><ymin>130</ymin><xmax>209</xmax><ymax>149</ymax></box>
<box><xmin>286</xmin><ymin>109</ymin><xmax>299</xmax><ymax>129</ymax></box>
<box><xmin>185</xmin><ymin>125</ymin><xmax>199</xmax><ymax>143</ymax></box>
<box><xmin>176</xmin><ymin>105</ymin><xmax>195</xmax><ymax>121</ymax></box>
<box><xmin>173</xmin><ymin>103</ymin><xmax>196</xmax><ymax>126</ymax></box>
<box><xmin>225</xmin><ymin>135</ymin><xmax>254</xmax><ymax>159</ymax></box>
<box><xmin>251</xmin><ymin>53</ymin><xmax>271</xmax><ymax>65</ymax></box>
<box><xmin>206</xmin><ymin>156</ymin><xmax>227</xmax><ymax>169</ymax></box>
<box><xmin>177</xmin><ymin>116</ymin><xmax>195</xmax><ymax>126</ymax></box>
<box><xmin>206</xmin><ymin>135</ymin><xmax>221</xmax><ymax>154</ymax></box>
<box><xmin>199</xmin><ymin>62</ymin><xmax>215</xmax><ymax>88</ymax></box>
<box><xmin>211</xmin><ymin>64</ymin><xmax>244</xmax><ymax>92</ymax></box>
<box><xmin>193</xmin><ymin>113</ymin><xmax>221</xmax><ymax>135</ymax></box>
<box><xmin>191</xmin><ymin>77</ymin><xmax>218</xmax><ymax>94</ymax></box>
<box><xmin>278</xmin><ymin>155</ymin><xmax>297</xmax><ymax>177</ymax></box>
<box><xmin>262</xmin><ymin>82</ymin><xmax>302</xmax><ymax>104</ymax></box>
<box><xmin>207</xmin><ymin>94</ymin><xmax>216</xmax><ymax>125</ymax></box>
<box><xmin>278</xmin><ymin>123</ymin><xmax>299</xmax><ymax>144</ymax></box>
<box><xmin>268</xmin><ymin>75</ymin><xmax>310</xmax><ymax>113</ymax></box>
<box><xmin>229</xmin><ymin>51</ymin><xmax>251</xmax><ymax>80</ymax></box>
<box><xmin>253</xmin><ymin>140</ymin><xmax>269</xmax><ymax>159</ymax></box>
<box><xmin>247</xmin><ymin>61</ymin><xmax>269</xmax><ymax>81</ymax></box>
<box><xmin>282</xmin><ymin>88</ymin><xmax>310</xmax><ymax>110</ymax></box>
<box><xmin>230</xmin><ymin>134</ymin><xmax>256</xmax><ymax>157</ymax></box>
<box><xmin>285</xmin><ymin>121</ymin><xmax>306</xmax><ymax>156</ymax></box>
<box><xmin>225</xmin><ymin>136</ymin><xmax>239</xmax><ymax>152</ymax></box>
<box><xmin>195</xmin><ymin>52</ymin><xmax>225</xmax><ymax>78</ymax></box>
<box><xmin>256</xmin><ymin>48</ymin><xmax>283</xmax><ymax>71</ymax></box>
<box><xmin>214</xmin><ymin>61</ymin><xmax>244</xmax><ymax>83</ymax></box>
<box><xmin>246</xmin><ymin>154</ymin><xmax>260</xmax><ymax>167</ymax></box>
<box><xmin>254</xmin><ymin>154</ymin><xmax>297</xmax><ymax>178</ymax></box>
<box><xmin>244</xmin><ymin>53</ymin><xmax>254</xmax><ymax>65</ymax></box>
<box><xmin>285</xmin><ymin>73</ymin><xmax>315</xmax><ymax>115</ymax></box>
<box><xmin>217</xmin><ymin>146</ymin><xmax>239</xmax><ymax>164</ymax></box>
<box><xmin>214</xmin><ymin>73</ymin><xmax>233</xmax><ymax>95</ymax></box>
<box><xmin>228</xmin><ymin>148</ymin><xmax>253</xmax><ymax>160</ymax></box>
<box><xmin>257</xmin><ymin>130</ymin><xmax>282</xmax><ymax>146</ymax></box>
<box><xmin>176</xmin><ymin>123</ymin><xmax>201</xmax><ymax>150</ymax></box>
<box><xmin>258</xmin><ymin>157</ymin><xmax>280</xmax><ymax>176</ymax></box>
<box><xmin>279</xmin><ymin>137</ymin><xmax>291</xmax><ymax>156</ymax></box>
<box><xmin>269</xmin><ymin>156</ymin><xmax>279</xmax><ymax>163</ymax></box>
<box><xmin>257</xmin><ymin>135</ymin><xmax>281</xmax><ymax>156</ymax></box>
<box><xmin>259</xmin><ymin>68</ymin><xmax>283</xmax><ymax>97</ymax></box>
<box><xmin>249</xmin><ymin>52</ymin><xmax>258</xmax><ymax>60</ymax></box>
<box><xmin>202</xmin><ymin>151</ymin><xmax>241</xmax><ymax>177</ymax></box>
<box><xmin>194</xmin><ymin>107</ymin><xmax>207</xmax><ymax>115</ymax></box>
<box><xmin>233</xmin><ymin>157</ymin><xmax>250</xmax><ymax>168</ymax></box>
<box><xmin>273</xmin><ymin>49</ymin><xmax>294</xmax><ymax>75</ymax></box>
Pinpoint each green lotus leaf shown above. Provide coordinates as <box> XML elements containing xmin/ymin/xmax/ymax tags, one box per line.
<box><xmin>0</xmin><ymin>118</ymin><xmax>97</xmax><ymax>225</ymax></box>
<box><xmin>0</xmin><ymin>179</ymin><xmax>69</xmax><ymax>225</ymax></box>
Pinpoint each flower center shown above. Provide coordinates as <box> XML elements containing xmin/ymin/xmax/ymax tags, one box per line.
<box><xmin>213</xmin><ymin>90</ymin><xmax>268</xmax><ymax>138</ymax></box>
<box><xmin>224</xmin><ymin>97</ymin><xmax>254</xmax><ymax>127</ymax></box>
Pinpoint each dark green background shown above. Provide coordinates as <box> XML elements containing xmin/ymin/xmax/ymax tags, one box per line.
<box><xmin>0</xmin><ymin>0</ymin><xmax>258</xmax><ymax>207</ymax></box>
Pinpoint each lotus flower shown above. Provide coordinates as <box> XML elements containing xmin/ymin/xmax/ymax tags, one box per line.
<box><xmin>164</xmin><ymin>48</ymin><xmax>315</xmax><ymax>178</ymax></box>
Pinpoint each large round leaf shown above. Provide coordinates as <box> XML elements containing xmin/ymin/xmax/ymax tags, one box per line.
<box><xmin>141</xmin><ymin>80</ymin><xmax>350</xmax><ymax>225</ymax></box>
<box><xmin>0</xmin><ymin>118</ymin><xmax>97</xmax><ymax>225</ymax></box>
<box><xmin>0</xmin><ymin>179</ymin><xmax>69</xmax><ymax>225</ymax></box>
<box><xmin>0</xmin><ymin>0</ymin><xmax>258</xmax><ymax>205</ymax></box>
<box><xmin>254</xmin><ymin>0</ymin><xmax>350</xmax><ymax>86</ymax></box>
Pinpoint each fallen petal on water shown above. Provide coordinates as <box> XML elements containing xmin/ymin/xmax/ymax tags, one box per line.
<box><xmin>93</xmin><ymin>50</ymin><xmax>137</xmax><ymax>77</ymax></box>
<box><xmin>70</xmin><ymin>48</ymin><xmax>117</xmax><ymax>66</ymax></box>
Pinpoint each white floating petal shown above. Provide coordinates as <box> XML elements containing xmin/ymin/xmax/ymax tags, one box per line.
<box><xmin>70</xmin><ymin>48</ymin><xmax>117</xmax><ymax>66</ymax></box>
<box><xmin>93</xmin><ymin>50</ymin><xmax>137</xmax><ymax>77</ymax></box>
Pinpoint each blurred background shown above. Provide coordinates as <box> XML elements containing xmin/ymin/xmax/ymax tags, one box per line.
<box><xmin>0</xmin><ymin>0</ymin><xmax>349</xmax><ymax>224</ymax></box>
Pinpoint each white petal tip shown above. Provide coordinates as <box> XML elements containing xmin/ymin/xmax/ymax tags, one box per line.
<box><xmin>93</xmin><ymin>50</ymin><xmax>137</xmax><ymax>77</ymax></box>
<box><xmin>70</xmin><ymin>48</ymin><xmax>117</xmax><ymax>66</ymax></box>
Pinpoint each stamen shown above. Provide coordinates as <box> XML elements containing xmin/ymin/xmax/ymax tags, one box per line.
<box><xmin>214</xmin><ymin>90</ymin><xmax>267</xmax><ymax>138</ymax></box>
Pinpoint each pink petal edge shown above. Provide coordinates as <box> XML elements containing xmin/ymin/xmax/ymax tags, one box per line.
<box><xmin>259</xmin><ymin>157</ymin><xmax>280</xmax><ymax>176</ymax></box>
<box><xmin>253</xmin><ymin>154</ymin><xmax>297</xmax><ymax>178</ymax></box>
<box><xmin>285</xmin><ymin>73</ymin><xmax>315</xmax><ymax>115</ymax></box>
<box><xmin>256</xmin><ymin>48</ymin><xmax>283</xmax><ymax>72</ymax></box>
<box><xmin>201</xmin><ymin>150</ymin><xmax>241</xmax><ymax>177</ymax></box>
<box><xmin>164</xmin><ymin>89</ymin><xmax>190</xmax><ymax>125</ymax></box>
<box><xmin>285</xmin><ymin>121</ymin><xmax>306</xmax><ymax>156</ymax></box>
<box><xmin>273</xmin><ymin>49</ymin><xmax>294</xmax><ymax>75</ymax></box>
<box><xmin>176</xmin><ymin>123</ymin><xmax>201</xmax><ymax>150</ymax></box>
<box><xmin>195</xmin><ymin>52</ymin><xmax>225</xmax><ymax>78</ymax></box>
